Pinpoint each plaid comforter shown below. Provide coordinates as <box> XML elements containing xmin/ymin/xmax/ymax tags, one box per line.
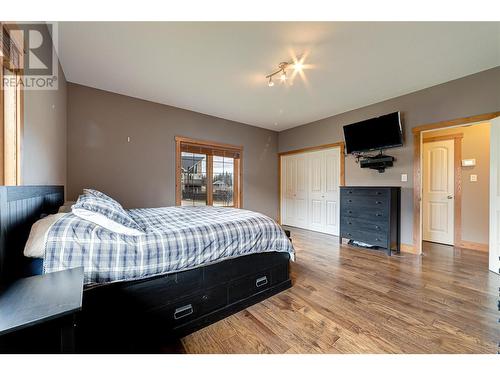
<box><xmin>43</xmin><ymin>206</ymin><xmax>294</xmax><ymax>285</ymax></box>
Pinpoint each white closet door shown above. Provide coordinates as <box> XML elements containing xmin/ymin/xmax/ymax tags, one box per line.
<box><xmin>294</xmin><ymin>154</ymin><xmax>308</xmax><ymax>228</ymax></box>
<box><xmin>281</xmin><ymin>147</ymin><xmax>341</xmax><ymax>236</ymax></box>
<box><xmin>489</xmin><ymin>117</ymin><xmax>500</xmax><ymax>274</ymax></box>
<box><xmin>283</xmin><ymin>155</ymin><xmax>296</xmax><ymax>226</ymax></box>
<box><xmin>324</xmin><ymin>148</ymin><xmax>341</xmax><ymax>235</ymax></box>
<box><xmin>308</xmin><ymin>151</ymin><xmax>325</xmax><ymax>232</ymax></box>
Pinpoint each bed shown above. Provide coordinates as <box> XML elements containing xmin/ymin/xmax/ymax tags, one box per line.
<box><xmin>0</xmin><ymin>186</ymin><xmax>293</xmax><ymax>352</ymax></box>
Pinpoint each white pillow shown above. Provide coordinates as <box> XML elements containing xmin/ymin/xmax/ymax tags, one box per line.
<box><xmin>58</xmin><ymin>201</ymin><xmax>76</xmax><ymax>213</ymax></box>
<box><xmin>72</xmin><ymin>207</ymin><xmax>144</xmax><ymax>236</ymax></box>
<box><xmin>24</xmin><ymin>213</ymin><xmax>67</xmax><ymax>258</ymax></box>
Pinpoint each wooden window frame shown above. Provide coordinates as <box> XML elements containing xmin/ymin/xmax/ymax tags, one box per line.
<box><xmin>1</xmin><ymin>24</ymin><xmax>24</xmax><ymax>186</ymax></box>
<box><xmin>175</xmin><ymin>136</ymin><xmax>243</xmax><ymax>208</ymax></box>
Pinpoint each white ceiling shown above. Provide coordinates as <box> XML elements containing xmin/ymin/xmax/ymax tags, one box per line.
<box><xmin>57</xmin><ymin>22</ymin><xmax>500</xmax><ymax>131</ymax></box>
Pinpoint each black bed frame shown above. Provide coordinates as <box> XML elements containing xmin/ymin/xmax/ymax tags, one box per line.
<box><xmin>0</xmin><ymin>186</ymin><xmax>292</xmax><ymax>352</ymax></box>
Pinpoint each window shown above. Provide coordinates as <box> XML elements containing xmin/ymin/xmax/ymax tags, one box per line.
<box><xmin>176</xmin><ymin>136</ymin><xmax>242</xmax><ymax>208</ymax></box>
<box><xmin>1</xmin><ymin>25</ymin><xmax>23</xmax><ymax>185</ymax></box>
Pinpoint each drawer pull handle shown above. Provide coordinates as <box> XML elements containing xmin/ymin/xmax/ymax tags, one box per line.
<box><xmin>256</xmin><ymin>276</ymin><xmax>268</xmax><ymax>288</ymax></box>
<box><xmin>348</xmin><ymin>191</ymin><xmax>353</xmax><ymax>194</ymax></box>
<box><xmin>174</xmin><ymin>304</ymin><xmax>194</xmax><ymax>320</ymax></box>
<box><xmin>376</xmin><ymin>213</ymin><xmax>382</xmax><ymax>217</ymax></box>
<box><xmin>348</xmin><ymin>222</ymin><xmax>352</xmax><ymax>225</ymax></box>
<box><xmin>348</xmin><ymin>210</ymin><xmax>352</xmax><ymax>214</ymax></box>
<box><xmin>376</xmin><ymin>192</ymin><xmax>382</xmax><ymax>195</ymax></box>
<box><xmin>348</xmin><ymin>199</ymin><xmax>352</xmax><ymax>203</ymax></box>
<box><xmin>376</xmin><ymin>201</ymin><xmax>382</xmax><ymax>204</ymax></box>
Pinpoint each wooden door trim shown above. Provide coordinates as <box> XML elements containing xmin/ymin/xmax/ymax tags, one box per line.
<box><xmin>422</xmin><ymin>133</ymin><xmax>463</xmax><ymax>247</ymax></box>
<box><xmin>413</xmin><ymin>112</ymin><xmax>499</xmax><ymax>254</ymax></box>
<box><xmin>175</xmin><ymin>136</ymin><xmax>243</xmax><ymax>207</ymax></box>
<box><xmin>278</xmin><ymin>142</ymin><xmax>345</xmax><ymax>225</ymax></box>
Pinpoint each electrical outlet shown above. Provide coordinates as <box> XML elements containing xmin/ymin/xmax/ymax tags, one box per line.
<box><xmin>470</xmin><ymin>174</ymin><xmax>477</xmax><ymax>182</ymax></box>
<box><xmin>401</xmin><ymin>174</ymin><xmax>408</xmax><ymax>182</ymax></box>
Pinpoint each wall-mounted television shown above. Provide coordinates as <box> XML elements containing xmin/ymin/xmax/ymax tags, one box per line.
<box><xmin>343</xmin><ymin>112</ymin><xmax>403</xmax><ymax>154</ymax></box>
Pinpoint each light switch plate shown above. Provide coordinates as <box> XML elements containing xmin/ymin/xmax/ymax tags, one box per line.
<box><xmin>470</xmin><ymin>174</ymin><xmax>477</xmax><ymax>182</ymax></box>
<box><xmin>401</xmin><ymin>174</ymin><xmax>408</xmax><ymax>182</ymax></box>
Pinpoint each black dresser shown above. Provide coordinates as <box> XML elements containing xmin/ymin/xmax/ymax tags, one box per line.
<box><xmin>339</xmin><ymin>186</ymin><xmax>401</xmax><ymax>255</ymax></box>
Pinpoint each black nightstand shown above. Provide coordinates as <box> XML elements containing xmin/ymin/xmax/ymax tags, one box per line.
<box><xmin>0</xmin><ymin>267</ymin><xmax>84</xmax><ymax>353</ymax></box>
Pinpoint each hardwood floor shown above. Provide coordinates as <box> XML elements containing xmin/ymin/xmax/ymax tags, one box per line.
<box><xmin>172</xmin><ymin>228</ymin><xmax>500</xmax><ymax>353</ymax></box>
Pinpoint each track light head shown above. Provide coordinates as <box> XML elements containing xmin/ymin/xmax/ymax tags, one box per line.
<box><xmin>268</xmin><ymin>77</ymin><xmax>274</xmax><ymax>87</ymax></box>
<box><xmin>280</xmin><ymin>69</ymin><xmax>287</xmax><ymax>82</ymax></box>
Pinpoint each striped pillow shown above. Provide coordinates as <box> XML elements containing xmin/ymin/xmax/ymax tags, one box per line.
<box><xmin>72</xmin><ymin>194</ymin><xmax>144</xmax><ymax>236</ymax></box>
<box><xmin>83</xmin><ymin>188</ymin><xmax>121</xmax><ymax>206</ymax></box>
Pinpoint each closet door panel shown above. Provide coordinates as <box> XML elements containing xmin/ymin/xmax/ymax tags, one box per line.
<box><xmin>308</xmin><ymin>152</ymin><xmax>326</xmax><ymax>232</ymax></box>
<box><xmin>283</xmin><ymin>156</ymin><xmax>296</xmax><ymax>226</ymax></box>
<box><xmin>294</xmin><ymin>154</ymin><xmax>308</xmax><ymax>227</ymax></box>
<box><xmin>324</xmin><ymin>148</ymin><xmax>341</xmax><ymax>235</ymax></box>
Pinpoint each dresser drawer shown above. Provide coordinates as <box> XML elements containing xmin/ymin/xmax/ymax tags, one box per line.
<box><xmin>341</xmin><ymin>216</ymin><xmax>388</xmax><ymax>232</ymax></box>
<box><xmin>341</xmin><ymin>206</ymin><xmax>387</xmax><ymax>221</ymax></box>
<box><xmin>341</xmin><ymin>188</ymin><xmax>389</xmax><ymax>197</ymax></box>
<box><xmin>341</xmin><ymin>195</ymin><xmax>389</xmax><ymax>208</ymax></box>
<box><xmin>340</xmin><ymin>229</ymin><xmax>389</xmax><ymax>248</ymax></box>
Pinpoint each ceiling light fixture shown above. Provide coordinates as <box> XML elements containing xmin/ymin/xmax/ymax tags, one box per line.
<box><xmin>293</xmin><ymin>60</ymin><xmax>304</xmax><ymax>72</ymax></box>
<box><xmin>280</xmin><ymin>69</ymin><xmax>287</xmax><ymax>82</ymax></box>
<box><xmin>266</xmin><ymin>61</ymin><xmax>291</xmax><ymax>87</ymax></box>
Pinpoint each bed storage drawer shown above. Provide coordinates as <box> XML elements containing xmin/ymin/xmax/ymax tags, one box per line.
<box><xmin>228</xmin><ymin>269</ymin><xmax>273</xmax><ymax>304</ymax></box>
<box><xmin>119</xmin><ymin>268</ymin><xmax>204</xmax><ymax>309</ymax></box>
<box><xmin>227</xmin><ymin>262</ymin><xmax>288</xmax><ymax>304</ymax></box>
<box><xmin>204</xmin><ymin>252</ymin><xmax>290</xmax><ymax>285</ymax></box>
<box><xmin>149</xmin><ymin>286</ymin><xmax>227</xmax><ymax>327</ymax></box>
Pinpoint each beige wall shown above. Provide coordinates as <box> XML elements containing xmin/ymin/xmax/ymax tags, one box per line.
<box><xmin>22</xmin><ymin>26</ymin><xmax>67</xmax><ymax>187</ymax></box>
<box><xmin>278</xmin><ymin>67</ymin><xmax>500</xmax><ymax>245</ymax></box>
<box><xmin>423</xmin><ymin>122</ymin><xmax>490</xmax><ymax>245</ymax></box>
<box><xmin>67</xmin><ymin>83</ymin><xmax>279</xmax><ymax>219</ymax></box>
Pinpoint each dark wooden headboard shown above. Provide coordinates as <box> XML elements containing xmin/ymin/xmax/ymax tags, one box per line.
<box><xmin>0</xmin><ymin>186</ymin><xmax>64</xmax><ymax>284</ymax></box>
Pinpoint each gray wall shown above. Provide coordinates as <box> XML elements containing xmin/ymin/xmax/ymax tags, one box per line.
<box><xmin>423</xmin><ymin>122</ymin><xmax>490</xmax><ymax>244</ymax></box>
<box><xmin>22</xmin><ymin>27</ymin><xmax>67</xmax><ymax>187</ymax></box>
<box><xmin>278</xmin><ymin>67</ymin><xmax>500</xmax><ymax>245</ymax></box>
<box><xmin>67</xmin><ymin>83</ymin><xmax>279</xmax><ymax>219</ymax></box>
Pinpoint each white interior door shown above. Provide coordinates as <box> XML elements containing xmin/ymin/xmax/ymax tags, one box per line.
<box><xmin>324</xmin><ymin>148</ymin><xmax>341</xmax><ymax>235</ymax></box>
<box><xmin>283</xmin><ymin>155</ymin><xmax>296</xmax><ymax>226</ymax></box>
<box><xmin>489</xmin><ymin>117</ymin><xmax>500</xmax><ymax>274</ymax></box>
<box><xmin>308</xmin><ymin>151</ymin><xmax>325</xmax><ymax>232</ymax></box>
<box><xmin>294</xmin><ymin>154</ymin><xmax>308</xmax><ymax>228</ymax></box>
<box><xmin>422</xmin><ymin>139</ymin><xmax>455</xmax><ymax>245</ymax></box>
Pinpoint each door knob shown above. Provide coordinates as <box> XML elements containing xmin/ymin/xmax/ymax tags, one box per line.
<box><xmin>447</xmin><ymin>195</ymin><xmax>453</xmax><ymax>199</ymax></box>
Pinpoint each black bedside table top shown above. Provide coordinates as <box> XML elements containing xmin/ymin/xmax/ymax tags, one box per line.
<box><xmin>0</xmin><ymin>267</ymin><xmax>84</xmax><ymax>336</ymax></box>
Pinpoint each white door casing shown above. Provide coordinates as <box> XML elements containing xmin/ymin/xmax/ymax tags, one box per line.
<box><xmin>422</xmin><ymin>139</ymin><xmax>455</xmax><ymax>245</ymax></box>
<box><xmin>489</xmin><ymin>117</ymin><xmax>500</xmax><ymax>274</ymax></box>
